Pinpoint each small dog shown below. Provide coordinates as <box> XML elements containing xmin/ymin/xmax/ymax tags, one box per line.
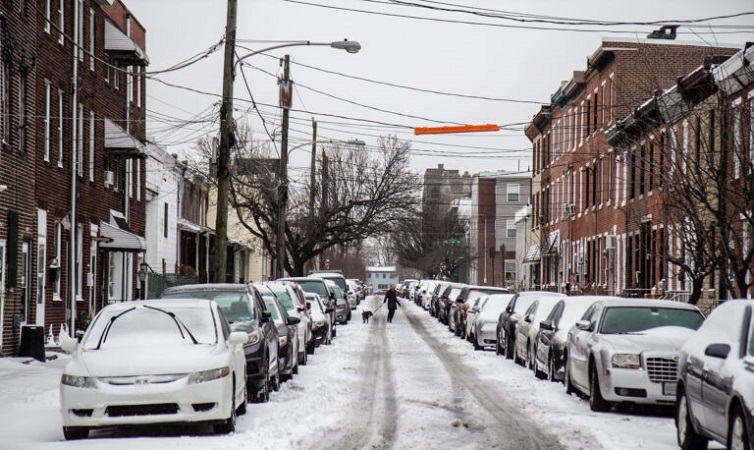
<box><xmin>362</xmin><ymin>310</ymin><xmax>373</xmax><ymax>324</ymax></box>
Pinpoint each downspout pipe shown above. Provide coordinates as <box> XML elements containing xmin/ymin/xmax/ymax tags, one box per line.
<box><xmin>69</xmin><ymin>0</ymin><xmax>80</xmax><ymax>335</ymax></box>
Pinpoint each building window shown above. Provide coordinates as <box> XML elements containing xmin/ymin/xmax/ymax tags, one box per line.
<box><xmin>57</xmin><ymin>89</ymin><xmax>64</xmax><ymax>167</ymax></box>
<box><xmin>609</xmin><ymin>74</ymin><xmax>615</xmax><ymax>123</ymax></box>
<box><xmin>53</xmin><ymin>221</ymin><xmax>62</xmax><ymax>300</ymax></box>
<box><xmin>58</xmin><ymin>0</ymin><xmax>65</xmax><ymax>45</ymax></box>
<box><xmin>164</xmin><ymin>203</ymin><xmax>169</xmax><ymax>238</ymax></box>
<box><xmin>659</xmin><ymin>133</ymin><xmax>665</xmax><ymax>188</ymax></box>
<box><xmin>585</xmin><ymin>96</ymin><xmax>591</xmax><ymax>137</ymax></box>
<box><xmin>1</xmin><ymin>58</ymin><xmax>8</xmax><ymax>144</ymax></box>
<box><xmin>89</xmin><ymin>9</ymin><xmax>95</xmax><ymax>71</ymax></box>
<box><xmin>77</xmin><ymin>0</ymin><xmax>84</xmax><ymax>62</ymax></box>
<box><xmin>733</xmin><ymin>98</ymin><xmax>742</xmax><ymax>179</ymax></box>
<box><xmin>77</xmin><ymin>103</ymin><xmax>84</xmax><ymax>177</ymax></box>
<box><xmin>44</xmin><ymin>80</ymin><xmax>51</xmax><ymax>161</ymax></box>
<box><xmin>648</xmin><ymin>140</ymin><xmax>655</xmax><ymax>191</ymax></box>
<box><xmin>639</xmin><ymin>144</ymin><xmax>645</xmax><ymax>197</ymax></box>
<box><xmin>76</xmin><ymin>224</ymin><xmax>83</xmax><ymax>300</ymax></box>
<box><xmin>136</xmin><ymin>159</ymin><xmax>141</xmax><ymax>201</ymax></box>
<box><xmin>629</xmin><ymin>148</ymin><xmax>636</xmax><ymax>200</ymax></box>
<box><xmin>44</xmin><ymin>0</ymin><xmax>52</xmax><ymax>33</ymax></box>
<box><xmin>105</xmin><ymin>56</ymin><xmax>110</xmax><ymax>84</ymax></box>
<box><xmin>507</xmin><ymin>183</ymin><xmax>520</xmax><ymax>202</ymax></box>
<box><xmin>89</xmin><ymin>111</ymin><xmax>95</xmax><ymax>181</ymax></box>
<box><xmin>506</xmin><ymin>220</ymin><xmax>516</xmax><ymax>238</ymax></box>
<box><xmin>593</xmin><ymin>91</ymin><xmax>599</xmax><ymax>133</ymax></box>
<box><xmin>749</xmin><ymin>94</ymin><xmax>754</xmax><ymax>173</ymax></box>
<box><xmin>601</xmin><ymin>82</ymin><xmax>606</xmax><ymax>128</ymax></box>
<box><xmin>18</xmin><ymin>72</ymin><xmax>27</xmax><ymax>152</ymax></box>
<box><xmin>136</xmin><ymin>67</ymin><xmax>141</xmax><ymax>108</ymax></box>
<box><xmin>126</xmin><ymin>67</ymin><xmax>132</xmax><ymax>104</ymax></box>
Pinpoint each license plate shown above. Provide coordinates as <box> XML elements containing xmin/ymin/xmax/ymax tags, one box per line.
<box><xmin>663</xmin><ymin>382</ymin><xmax>677</xmax><ymax>396</ymax></box>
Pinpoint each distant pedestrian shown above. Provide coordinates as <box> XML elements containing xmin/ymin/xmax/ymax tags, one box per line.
<box><xmin>383</xmin><ymin>285</ymin><xmax>401</xmax><ymax>323</ymax></box>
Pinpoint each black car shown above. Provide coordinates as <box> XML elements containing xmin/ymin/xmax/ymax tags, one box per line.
<box><xmin>160</xmin><ymin>283</ymin><xmax>279</xmax><ymax>403</ymax></box>
<box><xmin>258</xmin><ymin>286</ymin><xmax>301</xmax><ymax>382</ymax></box>
<box><xmin>496</xmin><ymin>291</ymin><xmax>564</xmax><ymax>359</ymax></box>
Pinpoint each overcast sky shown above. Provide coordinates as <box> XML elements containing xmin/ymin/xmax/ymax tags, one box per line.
<box><xmin>124</xmin><ymin>0</ymin><xmax>754</xmax><ymax>179</ymax></box>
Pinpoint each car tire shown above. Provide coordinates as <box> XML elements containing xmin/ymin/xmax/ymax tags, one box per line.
<box><xmin>495</xmin><ymin>337</ymin><xmax>503</xmax><ymax>355</ymax></box>
<box><xmin>729</xmin><ymin>405</ymin><xmax>749</xmax><ymax>450</ymax></box>
<box><xmin>473</xmin><ymin>335</ymin><xmax>482</xmax><ymax>351</ymax></box>
<box><xmin>300</xmin><ymin>348</ymin><xmax>308</xmax><ymax>365</ymax></box>
<box><xmin>676</xmin><ymin>389</ymin><xmax>708</xmax><ymax>450</ymax></box>
<box><xmin>63</xmin><ymin>427</ymin><xmax>89</xmax><ymax>440</ymax></box>
<box><xmin>547</xmin><ymin>353</ymin><xmax>556</xmax><ymax>382</ymax></box>
<box><xmin>213</xmin><ymin>385</ymin><xmax>236</xmax><ymax>434</ymax></box>
<box><xmin>505</xmin><ymin>335</ymin><xmax>515</xmax><ymax>360</ymax></box>
<box><xmin>236</xmin><ymin>379</ymin><xmax>247</xmax><ymax>416</ymax></box>
<box><xmin>253</xmin><ymin>358</ymin><xmax>270</xmax><ymax>403</ymax></box>
<box><xmin>271</xmin><ymin>368</ymin><xmax>281</xmax><ymax>392</ymax></box>
<box><xmin>589</xmin><ymin>364</ymin><xmax>610</xmax><ymax>412</ymax></box>
<box><xmin>564</xmin><ymin>356</ymin><xmax>576</xmax><ymax>395</ymax></box>
<box><xmin>306</xmin><ymin>341</ymin><xmax>315</xmax><ymax>355</ymax></box>
<box><xmin>293</xmin><ymin>359</ymin><xmax>299</xmax><ymax>375</ymax></box>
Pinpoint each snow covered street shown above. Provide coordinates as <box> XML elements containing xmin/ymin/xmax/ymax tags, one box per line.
<box><xmin>0</xmin><ymin>296</ymin><xmax>722</xmax><ymax>450</ymax></box>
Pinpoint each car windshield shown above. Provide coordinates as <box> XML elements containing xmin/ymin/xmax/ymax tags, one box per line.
<box><xmin>264</xmin><ymin>299</ymin><xmax>284</xmax><ymax>325</ymax></box>
<box><xmin>271</xmin><ymin>289</ymin><xmax>294</xmax><ymax>311</ymax></box>
<box><xmin>82</xmin><ymin>305</ymin><xmax>216</xmax><ymax>350</ymax></box>
<box><xmin>600</xmin><ymin>306</ymin><xmax>705</xmax><ymax>334</ymax></box>
<box><xmin>296</xmin><ymin>280</ymin><xmax>327</xmax><ymax>297</ymax></box>
<box><xmin>161</xmin><ymin>290</ymin><xmax>252</xmax><ymax>323</ymax></box>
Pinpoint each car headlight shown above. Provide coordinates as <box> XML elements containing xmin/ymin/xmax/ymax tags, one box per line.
<box><xmin>248</xmin><ymin>330</ymin><xmax>262</xmax><ymax>345</ymax></box>
<box><xmin>279</xmin><ymin>335</ymin><xmax>289</xmax><ymax>346</ymax></box>
<box><xmin>611</xmin><ymin>353</ymin><xmax>641</xmax><ymax>369</ymax></box>
<box><xmin>61</xmin><ymin>374</ymin><xmax>98</xmax><ymax>389</ymax></box>
<box><xmin>188</xmin><ymin>367</ymin><xmax>230</xmax><ymax>384</ymax></box>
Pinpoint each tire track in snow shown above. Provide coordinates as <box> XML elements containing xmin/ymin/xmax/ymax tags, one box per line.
<box><xmin>403</xmin><ymin>305</ymin><xmax>566</xmax><ymax>450</ymax></box>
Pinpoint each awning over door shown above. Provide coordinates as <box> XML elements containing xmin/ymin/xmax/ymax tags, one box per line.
<box><xmin>104</xmin><ymin>20</ymin><xmax>149</xmax><ymax>65</ymax></box>
<box><xmin>522</xmin><ymin>244</ymin><xmax>541</xmax><ymax>264</ymax></box>
<box><xmin>546</xmin><ymin>230</ymin><xmax>560</xmax><ymax>254</ymax></box>
<box><xmin>99</xmin><ymin>221</ymin><xmax>146</xmax><ymax>252</ymax></box>
<box><xmin>105</xmin><ymin>118</ymin><xmax>146</xmax><ymax>159</ymax></box>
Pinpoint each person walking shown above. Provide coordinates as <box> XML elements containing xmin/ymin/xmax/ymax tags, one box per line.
<box><xmin>383</xmin><ymin>285</ymin><xmax>401</xmax><ymax>323</ymax></box>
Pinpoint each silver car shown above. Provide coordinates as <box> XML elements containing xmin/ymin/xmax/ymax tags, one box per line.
<box><xmin>565</xmin><ymin>298</ymin><xmax>705</xmax><ymax>412</ymax></box>
<box><xmin>473</xmin><ymin>293</ymin><xmax>513</xmax><ymax>350</ymax></box>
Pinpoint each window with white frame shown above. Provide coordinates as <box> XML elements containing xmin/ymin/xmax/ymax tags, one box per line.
<box><xmin>77</xmin><ymin>103</ymin><xmax>84</xmax><ymax>177</ymax></box>
<box><xmin>77</xmin><ymin>0</ymin><xmax>84</xmax><ymax>62</ymax></box>
<box><xmin>126</xmin><ymin>67</ymin><xmax>132</xmax><ymax>104</ymax></box>
<box><xmin>57</xmin><ymin>89</ymin><xmax>64</xmax><ymax>167</ymax></box>
<box><xmin>18</xmin><ymin>73</ymin><xmax>27</xmax><ymax>152</ymax></box>
<box><xmin>507</xmin><ymin>183</ymin><xmax>520</xmax><ymax>202</ymax></box>
<box><xmin>44</xmin><ymin>80</ymin><xmax>51</xmax><ymax>161</ymax></box>
<box><xmin>76</xmin><ymin>224</ymin><xmax>83</xmax><ymax>300</ymax></box>
<box><xmin>136</xmin><ymin>159</ymin><xmax>141</xmax><ymax>201</ymax></box>
<box><xmin>136</xmin><ymin>67</ymin><xmax>141</xmax><ymax>108</ymax></box>
<box><xmin>609</xmin><ymin>74</ymin><xmax>615</xmax><ymax>123</ymax></box>
<box><xmin>89</xmin><ymin>111</ymin><xmax>94</xmax><ymax>181</ymax></box>
<box><xmin>1</xmin><ymin>58</ymin><xmax>8</xmax><ymax>144</ymax></box>
<box><xmin>89</xmin><ymin>8</ymin><xmax>95</xmax><ymax>71</ymax></box>
<box><xmin>733</xmin><ymin>98</ymin><xmax>742</xmax><ymax>179</ymax></box>
<box><xmin>44</xmin><ymin>0</ymin><xmax>51</xmax><ymax>33</ymax></box>
<box><xmin>53</xmin><ymin>221</ymin><xmax>61</xmax><ymax>300</ymax></box>
<box><xmin>507</xmin><ymin>220</ymin><xmax>516</xmax><ymax>238</ymax></box>
<box><xmin>58</xmin><ymin>0</ymin><xmax>64</xmax><ymax>45</ymax></box>
<box><xmin>748</xmin><ymin>93</ymin><xmax>754</xmax><ymax>174</ymax></box>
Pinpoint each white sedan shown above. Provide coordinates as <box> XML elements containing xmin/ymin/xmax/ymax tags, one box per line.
<box><xmin>59</xmin><ymin>299</ymin><xmax>248</xmax><ymax>440</ymax></box>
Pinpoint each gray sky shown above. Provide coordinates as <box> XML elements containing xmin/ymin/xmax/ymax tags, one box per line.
<box><xmin>125</xmin><ymin>0</ymin><xmax>754</xmax><ymax>178</ymax></box>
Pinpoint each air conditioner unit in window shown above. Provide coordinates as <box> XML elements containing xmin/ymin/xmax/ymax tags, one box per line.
<box><xmin>563</xmin><ymin>203</ymin><xmax>575</xmax><ymax>216</ymax></box>
<box><xmin>606</xmin><ymin>234</ymin><xmax>617</xmax><ymax>250</ymax></box>
<box><xmin>104</xmin><ymin>170</ymin><xmax>114</xmax><ymax>187</ymax></box>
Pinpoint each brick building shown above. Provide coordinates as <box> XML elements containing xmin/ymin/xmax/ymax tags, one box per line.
<box><xmin>527</xmin><ymin>34</ymin><xmax>738</xmax><ymax>296</ymax></box>
<box><xmin>0</xmin><ymin>0</ymin><xmax>148</xmax><ymax>355</ymax></box>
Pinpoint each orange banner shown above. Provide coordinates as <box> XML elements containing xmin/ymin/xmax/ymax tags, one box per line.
<box><xmin>414</xmin><ymin>124</ymin><xmax>500</xmax><ymax>135</ymax></box>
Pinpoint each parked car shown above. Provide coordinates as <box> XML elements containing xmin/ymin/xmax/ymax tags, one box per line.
<box><xmin>261</xmin><ymin>281</ymin><xmax>313</xmax><ymax>363</ymax></box>
<box><xmin>260</xmin><ymin>290</ymin><xmax>301</xmax><ymax>382</ymax></box>
<box><xmin>464</xmin><ymin>296</ymin><xmax>488</xmax><ymax>343</ymax></box>
<box><xmin>472</xmin><ymin>293</ymin><xmax>514</xmax><ymax>350</ymax></box>
<box><xmin>279</xmin><ymin>277</ymin><xmax>338</xmax><ymax>337</ymax></box>
<box><xmin>160</xmin><ymin>283</ymin><xmax>279</xmax><ymax>403</ymax></box>
<box><xmin>305</xmin><ymin>292</ymin><xmax>333</xmax><ymax>347</ymax></box>
<box><xmin>676</xmin><ymin>299</ymin><xmax>754</xmax><ymax>450</ymax></box>
<box><xmin>309</xmin><ymin>271</ymin><xmax>351</xmax><ymax>321</ymax></box>
<box><xmin>346</xmin><ymin>279</ymin><xmax>361</xmax><ymax>308</ymax></box>
<box><xmin>497</xmin><ymin>291</ymin><xmax>565</xmax><ymax>359</ymax></box>
<box><xmin>455</xmin><ymin>286</ymin><xmax>510</xmax><ymax>339</ymax></box>
<box><xmin>513</xmin><ymin>295</ymin><xmax>565</xmax><ymax>370</ymax></box>
<box><xmin>533</xmin><ymin>296</ymin><xmax>601</xmax><ymax>382</ymax></box>
<box><xmin>565</xmin><ymin>298</ymin><xmax>705</xmax><ymax>412</ymax></box>
<box><xmin>327</xmin><ymin>280</ymin><xmax>350</xmax><ymax>324</ymax></box>
<box><xmin>59</xmin><ymin>299</ymin><xmax>248</xmax><ymax>440</ymax></box>
<box><xmin>419</xmin><ymin>280</ymin><xmax>439</xmax><ymax>312</ymax></box>
<box><xmin>442</xmin><ymin>283</ymin><xmax>466</xmax><ymax>328</ymax></box>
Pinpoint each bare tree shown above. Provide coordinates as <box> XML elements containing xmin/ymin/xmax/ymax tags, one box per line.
<box><xmin>227</xmin><ymin>134</ymin><xmax>419</xmax><ymax>276</ymax></box>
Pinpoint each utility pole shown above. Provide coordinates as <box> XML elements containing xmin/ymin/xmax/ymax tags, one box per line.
<box><xmin>309</xmin><ymin>119</ymin><xmax>317</xmax><ymax>229</ymax></box>
<box><xmin>275</xmin><ymin>54</ymin><xmax>291</xmax><ymax>279</ymax></box>
<box><xmin>214</xmin><ymin>0</ymin><xmax>237</xmax><ymax>283</ymax></box>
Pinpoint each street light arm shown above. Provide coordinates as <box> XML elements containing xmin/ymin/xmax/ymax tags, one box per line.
<box><xmin>234</xmin><ymin>39</ymin><xmax>360</xmax><ymax>70</ymax></box>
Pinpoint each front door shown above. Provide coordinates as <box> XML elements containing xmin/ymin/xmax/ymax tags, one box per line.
<box><xmin>36</xmin><ymin>209</ymin><xmax>47</xmax><ymax>326</ymax></box>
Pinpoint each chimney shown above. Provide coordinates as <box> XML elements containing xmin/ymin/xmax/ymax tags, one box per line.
<box><xmin>647</xmin><ymin>25</ymin><xmax>678</xmax><ymax>40</ymax></box>
<box><xmin>437</xmin><ymin>163</ymin><xmax>444</xmax><ymax>170</ymax></box>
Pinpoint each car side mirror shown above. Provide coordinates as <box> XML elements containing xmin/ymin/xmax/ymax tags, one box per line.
<box><xmin>261</xmin><ymin>310</ymin><xmax>272</xmax><ymax>322</ymax></box>
<box><xmin>524</xmin><ymin>314</ymin><xmax>533</xmax><ymax>323</ymax></box>
<box><xmin>575</xmin><ymin>319</ymin><xmax>591</xmax><ymax>331</ymax></box>
<box><xmin>287</xmin><ymin>316</ymin><xmax>301</xmax><ymax>326</ymax></box>
<box><xmin>306</xmin><ymin>301</ymin><xmax>312</xmax><ymax>310</ymax></box>
<box><xmin>60</xmin><ymin>336</ymin><xmax>79</xmax><ymax>353</ymax></box>
<box><xmin>506</xmin><ymin>306</ymin><xmax>514</xmax><ymax>314</ymax></box>
<box><xmin>471</xmin><ymin>306</ymin><xmax>480</xmax><ymax>313</ymax></box>
<box><xmin>540</xmin><ymin>320</ymin><xmax>554</xmax><ymax>331</ymax></box>
<box><xmin>229</xmin><ymin>331</ymin><xmax>248</xmax><ymax>345</ymax></box>
<box><xmin>704</xmin><ymin>343</ymin><xmax>731</xmax><ymax>359</ymax></box>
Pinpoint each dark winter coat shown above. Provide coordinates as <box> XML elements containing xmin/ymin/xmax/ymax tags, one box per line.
<box><xmin>383</xmin><ymin>289</ymin><xmax>401</xmax><ymax>311</ymax></box>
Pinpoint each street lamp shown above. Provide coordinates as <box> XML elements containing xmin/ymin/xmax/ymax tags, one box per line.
<box><xmin>212</xmin><ymin>2</ymin><xmax>361</xmax><ymax>283</ymax></box>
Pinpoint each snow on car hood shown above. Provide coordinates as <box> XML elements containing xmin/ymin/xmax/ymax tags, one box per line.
<box><xmin>601</xmin><ymin>326</ymin><xmax>696</xmax><ymax>353</ymax></box>
<box><xmin>73</xmin><ymin>344</ymin><xmax>224</xmax><ymax>377</ymax></box>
